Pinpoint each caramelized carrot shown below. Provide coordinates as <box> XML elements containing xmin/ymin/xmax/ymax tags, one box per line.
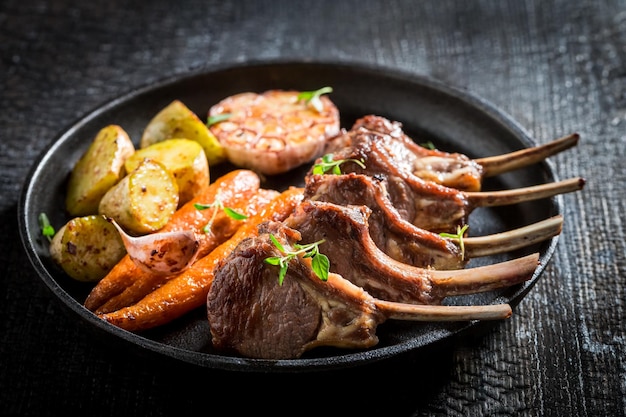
<box><xmin>93</xmin><ymin>188</ymin><xmax>279</xmax><ymax>313</ymax></box>
<box><xmin>84</xmin><ymin>169</ymin><xmax>263</xmax><ymax>313</ymax></box>
<box><xmin>98</xmin><ymin>187</ymin><xmax>304</xmax><ymax>332</ymax></box>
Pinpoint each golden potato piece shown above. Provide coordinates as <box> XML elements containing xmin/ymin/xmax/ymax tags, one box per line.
<box><xmin>66</xmin><ymin>125</ymin><xmax>135</xmax><ymax>216</ymax></box>
<box><xmin>99</xmin><ymin>159</ymin><xmax>179</xmax><ymax>234</ymax></box>
<box><xmin>141</xmin><ymin>100</ymin><xmax>226</xmax><ymax>166</ymax></box>
<box><xmin>49</xmin><ymin>215</ymin><xmax>126</xmax><ymax>282</ymax></box>
<box><xmin>124</xmin><ymin>138</ymin><xmax>209</xmax><ymax>206</ymax></box>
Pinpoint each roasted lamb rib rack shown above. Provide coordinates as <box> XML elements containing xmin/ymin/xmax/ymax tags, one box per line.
<box><xmin>284</xmin><ymin>200</ymin><xmax>539</xmax><ymax>304</ymax></box>
<box><xmin>326</xmin><ymin>114</ymin><xmax>579</xmax><ymax>192</ymax></box>
<box><xmin>304</xmin><ymin>172</ymin><xmax>563</xmax><ymax>269</ymax></box>
<box><xmin>318</xmin><ymin>115</ymin><xmax>584</xmax><ymax>233</ymax></box>
<box><xmin>207</xmin><ymin>221</ymin><xmax>523</xmax><ymax>360</ymax></box>
<box><xmin>206</xmin><ymin>115</ymin><xmax>584</xmax><ymax>360</ymax></box>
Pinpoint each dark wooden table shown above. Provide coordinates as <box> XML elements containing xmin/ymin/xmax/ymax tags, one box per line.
<box><xmin>2</xmin><ymin>1</ymin><xmax>624</xmax><ymax>415</ymax></box>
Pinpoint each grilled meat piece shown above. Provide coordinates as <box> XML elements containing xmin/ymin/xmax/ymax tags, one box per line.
<box><xmin>325</xmin><ymin>115</ymin><xmax>485</xmax><ymax>192</ymax></box>
<box><xmin>304</xmin><ymin>172</ymin><xmax>563</xmax><ymax>268</ymax></box>
<box><xmin>316</xmin><ymin>115</ymin><xmax>584</xmax><ymax>233</ymax></box>
<box><xmin>207</xmin><ymin>221</ymin><xmax>517</xmax><ymax>360</ymax></box>
<box><xmin>326</xmin><ymin>115</ymin><xmax>580</xmax><ymax>191</ymax></box>
<box><xmin>284</xmin><ymin>200</ymin><xmax>539</xmax><ymax>304</ymax></box>
<box><xmin>304</xmin><ymin>173</ymin><xmax>465</xmax><ymax>269</ymax></box>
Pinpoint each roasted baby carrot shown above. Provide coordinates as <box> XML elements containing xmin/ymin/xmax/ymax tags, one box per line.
<box><xmin>98</xmin><ymin>187</ymin><xmax>304</xmax><ymax>332</ymax></box>
<box><xmin>84</xmin><ymin>169</ymin><xmax>263</xmax><ymax>313</ymax></box>
<box><xmin>93</xmin><ymin>188</ymin><xmax>279</xmax><ymax>314</ymax></box>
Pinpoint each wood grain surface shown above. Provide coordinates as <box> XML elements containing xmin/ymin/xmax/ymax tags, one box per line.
<box><xmin>1</xmin><ymin>0</ymin><xmax>624</xmax><ymax>415</ymax></box>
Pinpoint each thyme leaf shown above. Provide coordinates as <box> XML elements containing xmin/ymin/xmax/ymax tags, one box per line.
<box><xmin>312</xmin><ymin>153</ymin><xmax>366</xmax><ymax>175</ymax></box>
<box><xmin>206</xmin><ymin>113</ymin><xmax>232</xmax><ymax>127</ymax></box>
<box><xmin>439</xmin><ymin>224</ymin><xmax>470</xmax><ymax>260</ymax></box>
<box><xmin>222</xmin><ymin>206</ymin><xmax>248</xmax><ymax>220</ymax></box>
<box><xmin>194</xmin><ymin>198</ymin><xmax>247</xmax><ymax>234</ymax></box>
<box><xmin>264</xmin><ymin>234</ymin><xmax>329</xmax><ymax>285</ymax></box>
<box><xmin>420</xmin><ymin>140</ymin><xmax>436</xmax><ymax>150</ymax></box>
<box><xmin>38</xmin><ymin>213</ymin><xmax>55</xmax><ymax>242</ymax></box>
<box><xmin>297</xmin><ymin>86</ymin><xmax>333</xmax><ymax>112</ymax></box>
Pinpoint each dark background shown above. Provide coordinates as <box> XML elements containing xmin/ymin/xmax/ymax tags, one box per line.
<box><xmin>2</xmin><ymin>1</ymin><xmax>624</xmax><ymax>416</ymax></box>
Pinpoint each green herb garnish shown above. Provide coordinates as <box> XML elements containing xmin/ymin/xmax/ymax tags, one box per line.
<box><xmin>264</xmin><ymin>234</ymin><xmax>329</xmax><ymax>285</ymax></box>
<box><xmin>194</xmin><ymin>198</ymin><xmax>247</xmax><ymax>234</ymax></box>
<box><xmin>206</xmin><ymin>113</ymin><xmax>232</xmax><ymax>127</ymax></box>
<box><xmin>38</xmin><ymin>213</ymin><xmax>55</xmax><ymax>242</ymax></box>
<box><xmin>312</xmin><ymin>153</ymin><xmax>366</xmax><ymax>175</ymax></box>
<box><xmin>420</xmin><ymin>140</ymin><xmax>436</xmax><ymax>150</ymax></box>
<box><xmin>297</xmin><ymin>86</ymin><xmax>333</xmax><ymax>112</ymax></box>
<box><xmin>439</xmin><ymin>224</ymin><xmax>470</xmax><ymax>260</ymax></box>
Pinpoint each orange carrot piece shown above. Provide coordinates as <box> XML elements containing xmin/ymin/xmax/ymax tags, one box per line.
<box><xmin>93</xmin><ymin>188</ymin><xmax>279</xmax><ymax>314</ymax></box>
<box><xmin>84</xmin><ymin>169</ymin><xmax>262</xmax><ymax>312</ymax></box>
<box><xmin>99</xmin><ymin>187</ymin><xmax>304</xmax><ymax>332</ymax></box>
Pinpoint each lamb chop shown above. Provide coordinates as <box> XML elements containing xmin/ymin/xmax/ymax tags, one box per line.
<box><xmin>304</xmin><ymin>172</ymin><xmax>563</xmax><ymax>269</ymax></box>
<box><xmin>318</xmin><ymin>115</ymin><xmax>584</xmax><ymax>233</ymax></box>
<box><xmin>325</xmin><ymin>114</ymin><xmax>579</xmax><ymax>192</ymax></box>
<box><xmin>207</xmin><ymin>221</ymin><xmax>521</xmax><ymax>360</ymax></box>
<box><xmin>283</xmin><ymin>200</ymin><xmax>539</xmax><ymax>304</ymax></box>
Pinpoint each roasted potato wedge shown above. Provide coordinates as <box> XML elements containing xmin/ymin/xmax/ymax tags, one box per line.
<box><xmin>124</xmin><ymin>138</ymin><xmax>209</xmax><ymax>206</ymax></box>
<box><xmin>65</xmin><ymin>125</ymin><xmax>135</xmax><ymax>216</ymax></box>
<box><xmin>49</xmin><ymin>215</ymin><xmax>126</xmax><ymax>282</ymax></box>
<box><xmin>140</xmin><ymin>100</ymin><xmax>226</xmax><ymax>166</ymax></box>
<box><xmin>99</xmin><ymin>159</ymin><xmax>179</xmax><ymax>234</ymax></box>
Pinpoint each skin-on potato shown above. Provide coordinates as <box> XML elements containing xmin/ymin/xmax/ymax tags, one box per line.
<box><xmin>124</xmin><ymin>138</ymin><xmax>210</xmax><ymax>207</ymax></box>
<box><xmin>49</xmin><ymin>215</ymin><xmax>127</xmax><ymax>282</ymax></box>
<box><xmin>99</xmin><ymin>159</ymin><xmax>179</xmax><ymax>235</ymax></box>
<box><xmin>140</xmin><ymin>100</ymin><xmax>226</xmax><ymax>166</ymax></box>
<box><xmin>65</xmin><ymin>125</ymin><xmax>135</xmax><ymax>216</ymax></box>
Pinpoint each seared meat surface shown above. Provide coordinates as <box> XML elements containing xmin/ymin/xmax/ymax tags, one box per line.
<box><xmin>284</xmin><ymin>199</ymin><xmax>538</xmax><ymax>304</ymax></box>
<box><xmin>317</xmin><ymin>115</ymin><xmax>475</xmax><ymax>232</ymax></box>
<box><xmin>325</xmin><ymin>115</ymin><xmax>485</xmax><ymax>192</ymax></box>
<box><xmin>314</xmin><ymin>115</ymin><xmax>584</xmax><ymax>234</ymax></box>
<box><xmin>284</xmin><ymin>200</ymin><xmax>439</xmax><ymax>304</ymax></box>
<box><xmin>207</xmin><ymin>221</ymin><xmax>382</xmax><ymax>359</ymax></box>
<box><xmin>304</xmin><ymin>172</ymin><xmax>465</xmax><ymax>269</ymax></box>
<box><xmin>207</xmin><ymin>219</ymin><xmax>528</xmax><ymax>359</ymax></box>
<box><xmin>203</xmin><ymin>115</ymin><xmax>583</xmax><ymax>360</ymax></box>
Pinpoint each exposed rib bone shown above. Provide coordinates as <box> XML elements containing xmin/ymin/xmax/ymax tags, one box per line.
<box><xmin>466</xmin><ymin>177</ymin><xmax>586</xmax><ymax>208</ymax></box>
<box><xmin>465</xmin><ymin>215</ymin><xmax>563</xmax><ymax>258</ymax></box>
<box><xmin>374</xmin><ymin>300</ymin><xmax>512</xmax><ymax>321</ymax></box>
<box><xmin>428</xmin><ymin>253</ymin><xmax>538</xmax><ymax>296</ymax></box>
<box><xmin>476</xmin><ymin>133</ymin><xmax>580</xmax><ymax>177</ymax></box>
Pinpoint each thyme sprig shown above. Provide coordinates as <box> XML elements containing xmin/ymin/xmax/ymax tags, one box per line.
<box><xmin>264</xmin><ymin>234</ymin><xmax>329</xmax><ymax>285</ymax></box>
<box><xmin>439</xmin><ymin>224</ymin><xmax>470</xmax><ymax>260</ymax></box>
<box><xmin>194</xmin><ymin>198</ymin><xmax>247</xmax><ymax>234</ymax></box>
<box><xmin>206</xmin><ymin>113</ymin><xmax>232</xmax><ymax>127</ymax></box>
<box><xmin>38</xmin><ymin>213</ymin><xmax>55</xmax><ymax>242</ymax></box>
<box><xmin>312</xmin><ymin>153</ymin><xmax>366</xmax><ymax>175</ymax></box>
<box><xmin>297</xmin><ymin>86</ymin><xmax>333</xmax><ymax>112</ymax></box>
<box><xmin>420</xmin><ymin>140</ymin><xmax>436</xmax><ymax>150</ymax></box>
